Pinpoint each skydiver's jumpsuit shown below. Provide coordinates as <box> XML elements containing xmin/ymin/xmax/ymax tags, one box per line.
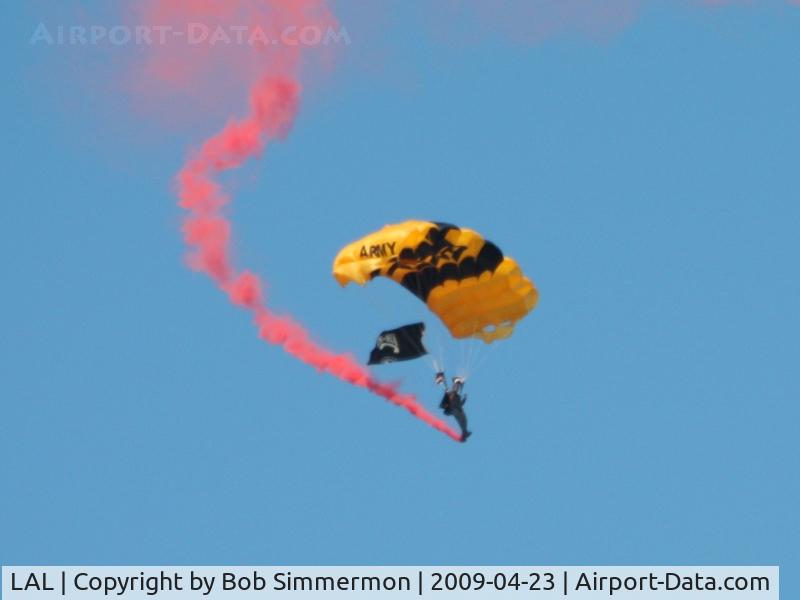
<box><xmin>440</xmin><ymin>390</ymin><xmax>469</xmax><ymax>441</ymax></box>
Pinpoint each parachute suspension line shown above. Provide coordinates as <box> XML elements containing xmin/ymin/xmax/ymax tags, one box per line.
<box><xmin>461</xmin><ymin>332</ymin><xmax>480</xmax><ymax>380</ymax></box>
<box><xmin>437</xmin><ymin>322</ymin><xmax>448</xmax><ymax>375</ymax></box>
<box><xmin>430</xmin><ymin>324</ymin><xmax>446</xmax><ymax>375</ymax></box>
<box><xmin>473</xmin><ymin>345</ymin><xmax>498</xmax><ymax>380</ymax></box>
<box><xmin>454</xmin><ymin>321</ymin><xmax>476</xmax><ymax>380</ymax></box>
<box><xmin>457</xmin><ymin>333</ymin><xmax>465</xmax><ymax>375</ymax></box>
<box><xmin>458</xmin><ymin>319</ymin><xmax>495</xmax><ymax>381</ymax></box>
<box><xmin>466</xmin><ymin>337</ymin><xmax>476</xmax><ymax>374</ymax></box>
<box><xmin>462</xmin><ymin>337</ymin><xmax>488</xmax><ymax>379</ymax></box>
<box><xmin>422</xmin><ymin>331</ymin><xmax>440</xmax><ymax>373</ymax></box>
<box><xmin>407</xmin><ymin>270</ymin><xmax>442</xmax><ymax>374</ymax></box>
<box><xmin>465</xmin><ymin>337</ymin><xmax>475</xmax><ymax>378</ymax></box>
<box><xmin>464</xmin><ymin>335</ymin><xmax>500</xmax><ymax>381</ymax></box>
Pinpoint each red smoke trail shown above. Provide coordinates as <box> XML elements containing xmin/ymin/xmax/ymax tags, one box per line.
<box><xmin>171</xmin><ymin>6</ymin><xmax>461</xmax><ymax>441</ymax></box>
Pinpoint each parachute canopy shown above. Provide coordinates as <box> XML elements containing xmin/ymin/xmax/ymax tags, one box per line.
<box><xmin>333</xmin><ymin>221</ymin><xmax>538</xmax><ymax>343</ymax></box>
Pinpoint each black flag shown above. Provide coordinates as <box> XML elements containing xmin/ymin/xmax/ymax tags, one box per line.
<box><xmin>368</xmin><ymin>322</ymin><xmax>428</xmax><ymax>365</ymax></box>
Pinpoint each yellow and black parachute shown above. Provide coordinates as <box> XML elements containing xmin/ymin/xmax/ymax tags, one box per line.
<box><xmin>332</xmin><ymin>221</ymin><xmax>538</xmax><ymax>343</ymax></box>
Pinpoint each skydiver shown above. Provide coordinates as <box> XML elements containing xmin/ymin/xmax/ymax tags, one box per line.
<box><xmin>435</xmin><ymin>372</ymin><xmax>471</xmax><ymax>442</ymax></box>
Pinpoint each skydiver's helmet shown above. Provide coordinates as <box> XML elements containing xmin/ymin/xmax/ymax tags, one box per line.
<box><xmin>452</xmin><ymin>376</ymin><xmax>465</xmax><ymax>392</ymax></box>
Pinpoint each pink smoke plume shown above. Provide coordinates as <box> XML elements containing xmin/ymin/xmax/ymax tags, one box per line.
<box><xmin>164</xmin><ymin>0</ymin><xmax>461</xmax><ymax>441</ymax></box>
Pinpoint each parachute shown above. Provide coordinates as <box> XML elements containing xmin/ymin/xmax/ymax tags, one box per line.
<box><xmin>333</xmin><ymin>221</ymin><xmax>538</xmax><ymax>343</ymax></box>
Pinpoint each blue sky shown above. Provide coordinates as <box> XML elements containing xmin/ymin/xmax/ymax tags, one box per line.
<box><xmin>2</xmin><ymin>0</ymin><xmax>799</xmax><ymax>594</ymax></box>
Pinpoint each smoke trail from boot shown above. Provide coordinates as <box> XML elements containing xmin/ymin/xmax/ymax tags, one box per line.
<box><xmin>175</xmin><ymin>68</ymin><xmax>461</xmax><ymax>441</ymax></box>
